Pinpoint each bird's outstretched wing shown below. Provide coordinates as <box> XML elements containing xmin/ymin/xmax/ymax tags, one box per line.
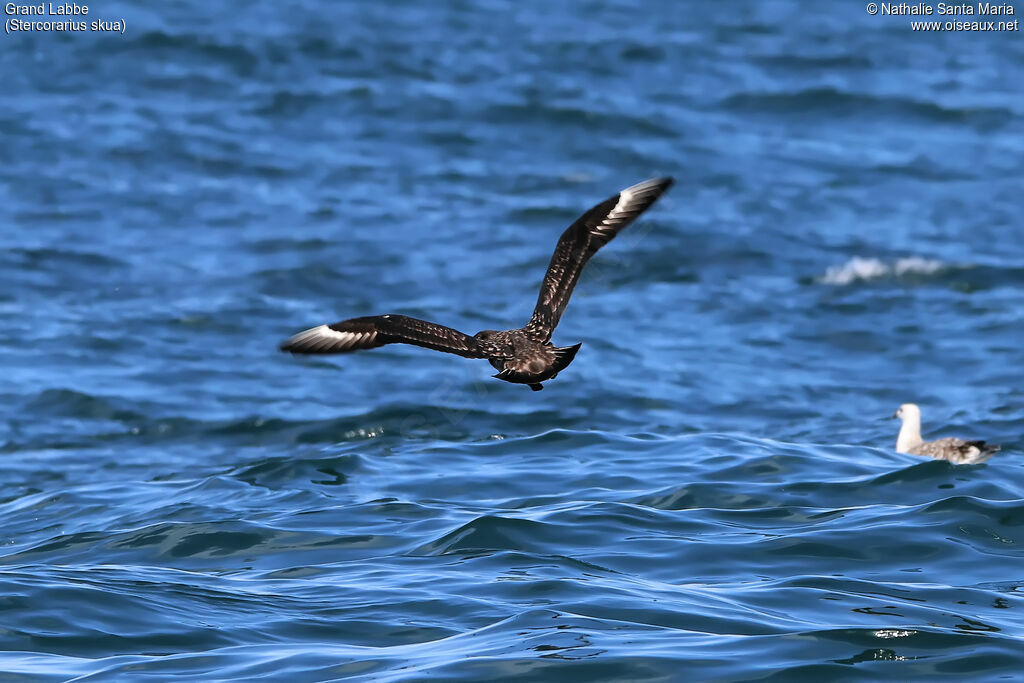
<box><xmin>524</xmin><ymin>177</ymin><xmax>673</xmax><ymax>342</ymax></box>
<box><xmin>280</xmin><ymin>314</ymin><xmax>487</xmax><ymax>358</ymax></box>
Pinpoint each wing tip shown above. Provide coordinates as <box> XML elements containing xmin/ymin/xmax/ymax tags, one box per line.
<box><xmin>278</xmin><ymin>336</ymin><xmax>317</xmax><ymax>355</ymax></box>
<box><xmin>611</xmin><ymin>177</ymin><xmax>674</xmax><ymax>212</ymax></box>
<box><xmin>626</xmin><ymin>176</ymin><xmax>674</xmax><ymax>199</ymax></box>
<box><xmin>279</xmin><ymin>337</ymin><xmax>305</xmax><ymax>353</ymax></box>
<box><xmin>279</xmin><ymin>329</ymin><xmax>308</xmax><ymax>354</ymax></box>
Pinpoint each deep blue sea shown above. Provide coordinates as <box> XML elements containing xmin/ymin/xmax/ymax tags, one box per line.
<box><xmin>2</xmin><ymin>1</ymin><xmax>1024</xmax><ymax>680</ymax></box>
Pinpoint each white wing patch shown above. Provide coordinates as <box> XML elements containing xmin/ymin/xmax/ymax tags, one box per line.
<box><xmin>591</xmin><ymin>178</ymin><xmax>668</xmax><ymax>240</ymax></box>
<box><xmin>606</xmin><ymin>187</ymin><xmax>636</xmax><ymax>222</ymax></box>
<box><xmin>283</xmin><ymin>324</ymin><xmax>377</xmax><ymax>352</ymax></box>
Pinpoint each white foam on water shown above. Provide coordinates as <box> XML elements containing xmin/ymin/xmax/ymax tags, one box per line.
<box><xmin>819</xmin><ymin>256</ymin><xmax>947</xmax><ymax>285</ymax></box>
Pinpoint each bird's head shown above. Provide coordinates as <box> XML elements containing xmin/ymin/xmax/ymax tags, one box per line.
<box><xmin>474</xmin><ymin>330</ymin><xmax>499</xmax><ymax>341</ymax></box>
<box><xmin>893</xmin><ymin>403</ymin><xmax>920</xmax><ymax>422</ymax></box>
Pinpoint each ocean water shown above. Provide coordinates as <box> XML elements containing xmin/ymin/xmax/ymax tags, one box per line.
<box><xmin>2</xmin><ymin>0</ymin><xmax>1024</xmax><ymax>680</ymax></box>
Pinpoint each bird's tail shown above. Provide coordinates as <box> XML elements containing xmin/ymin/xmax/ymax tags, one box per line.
<box><xmin>967</xmin><ymin>440</ymin><xmax>1000</xmax><ymax>464</ymax></box>
<box><xmin>550</xmin><ymin>343</ymin><xmax>582</xmax><ymax>376</ymax></box>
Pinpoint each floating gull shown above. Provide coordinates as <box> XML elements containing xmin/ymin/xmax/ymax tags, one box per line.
<box><xmin>893</xmin><ymin>403</ymin><xmax>999</xmax><ymax>464</ymax></box>
<box><xmin>280</xmin><ymin>177</ymin><xmax>673</xmax><ymax>391</ymax></box>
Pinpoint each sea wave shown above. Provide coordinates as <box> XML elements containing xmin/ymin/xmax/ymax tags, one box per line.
<box><xmin>817</xmin><ymin>257</ymin><xmax>949</xmax><ymax>285</ymax></box>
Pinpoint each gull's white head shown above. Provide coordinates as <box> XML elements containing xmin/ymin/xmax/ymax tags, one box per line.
<box><xmin>893</xmin><ymin>403</ymin><xmax>923</xmax><ymax>453</ymax></box>
<box><xmin>893</xmin><ymin>403</ymin><xmax>921</xmax><ymax>422</ymax></box>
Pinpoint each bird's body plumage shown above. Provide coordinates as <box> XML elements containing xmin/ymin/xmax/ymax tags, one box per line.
<box><xmin>907</xmin><ymin>437</ymin><xmax>998</xmax><ymax>465</ymax></box>
<box><xmin>280</xmin><ymin>177</ymin><xmax>673</xmax><ymax>390</ymax></box>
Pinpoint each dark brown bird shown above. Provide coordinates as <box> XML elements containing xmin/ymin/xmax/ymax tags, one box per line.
<box><xmin>279</xmin><ymin>177</ymin><xmax>673</xmax><ymax>391</ymax></box>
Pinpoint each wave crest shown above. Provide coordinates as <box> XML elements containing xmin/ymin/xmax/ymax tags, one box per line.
<box><xmin>818</xmin><ymin>257</ymin><xmax>948</xmax><ymax>285</ymax></box>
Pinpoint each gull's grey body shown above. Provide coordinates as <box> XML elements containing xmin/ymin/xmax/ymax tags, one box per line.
<box><xmin>280</xmin><ymin>177</ymin><xmax>673</xmax><ymax>390</ymax></box>
<box><xmin>893</xmin><ymin>403</ymin><xmax>999</xmax><ymax>465</ymax></box>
